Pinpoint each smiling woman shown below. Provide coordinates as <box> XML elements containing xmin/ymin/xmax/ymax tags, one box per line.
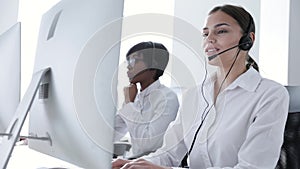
<box><xmin>112</xmin><ymin>4</ymin><xmax>289</xmax><ymax>169</ymax></box>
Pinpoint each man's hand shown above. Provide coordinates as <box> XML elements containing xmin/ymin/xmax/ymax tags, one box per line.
<box><xmin>124</xmin><ymin>83</ymin><xmax>138</xmax><ymax>104</ymax></box>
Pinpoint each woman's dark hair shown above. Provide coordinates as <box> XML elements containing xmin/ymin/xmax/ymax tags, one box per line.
<box><xmin>209</xmin><ymin>4</ymin><xmax>259</xmax><ymax>72</ymax></box>
<box><xmin>126</xmin><ymin>41</ymin><xmax>169</xmax><ymax>80</ymax></box>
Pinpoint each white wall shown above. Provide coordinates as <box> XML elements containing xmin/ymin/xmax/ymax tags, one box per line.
<box><xmin>260</xmin><ymin>0</ymin><xmax>290</xmax><ymax>85</ymax></box>
<box><xmin>260</xmin><ymin>0</ymin><xmax>300</xmax><ymax>86</ymax></box>
<box><xmin>0</xmin><ymin>0</ymin><xmax>19</xmax><ymax>35</ymax></box>
<box><xmin>117</xmin><ymin>0</ymin><xmax>174</xmax><ymax>108</ymax></box>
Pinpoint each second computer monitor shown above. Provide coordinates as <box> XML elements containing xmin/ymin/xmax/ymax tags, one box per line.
<box><xmin>0</xmin><ymin>22</ymin><xmax>20</xmax><ymax>133</ymax></box>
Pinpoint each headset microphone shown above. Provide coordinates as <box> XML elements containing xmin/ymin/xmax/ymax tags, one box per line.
<box><xmin>208</xmin><ymin>44</ymin><xmax>240</xmax><ymax>61</ymax></box>
<box><xmin>207</xmin><ymin>40</ymin><xmax>252</xmax><ymax>61</ymax></box>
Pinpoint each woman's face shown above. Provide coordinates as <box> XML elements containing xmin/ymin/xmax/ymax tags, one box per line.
<box><xmin>202</xmin><ymin>11</ymin><xmax>244</xmax><ymax>67</ymax></box>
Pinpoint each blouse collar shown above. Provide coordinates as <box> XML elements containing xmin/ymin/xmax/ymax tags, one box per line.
<box><xmin>207</xmin><ymin>67</ymin><xmax>261</xmax><ymax>93</ymax></box>
<box><xmin>227</xmin><ymin>67</ymin><xmax>261</xmax><ymax>92</ymax></box>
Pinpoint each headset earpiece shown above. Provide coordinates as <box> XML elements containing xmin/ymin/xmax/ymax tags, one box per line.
<box><xmin>238</xmin><ymin>34</ymin><xmax>253</xmax><ymax>51</ymax></box>
<box><xmin>238</xmin><ymin>15</ymin><xmax>254</xmax><ymax>51</ymax></box>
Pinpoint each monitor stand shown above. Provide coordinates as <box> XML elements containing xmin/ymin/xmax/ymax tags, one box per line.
<box><xmin>0</xmin><ymin>68</ymin><xmax>51</xmax><ymax>169</ymax></box>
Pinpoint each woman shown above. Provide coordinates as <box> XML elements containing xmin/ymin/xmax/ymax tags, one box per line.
<box><xmin>112</xmin><ymin>4</ymin><xmax>289</xmax><ymax>169</ymax></box>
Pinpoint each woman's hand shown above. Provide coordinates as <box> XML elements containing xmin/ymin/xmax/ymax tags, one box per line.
<box><xmin>113</xmin><ymin>158</ymin><xmax>172</xmax><ymax>169</ymax></box>
<box><xmin>124</xmin><ymin>83</ymin><xmax>138</xmax><ymax>104</ymax></box>
<box><xmin>112</xmin><ymin>158</ymin><xmax>131</xmax><ymax>169</ymax></box>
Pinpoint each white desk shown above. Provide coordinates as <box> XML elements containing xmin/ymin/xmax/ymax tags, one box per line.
<box><xmin>6</xmin><ymin>143</ymin><xmax>82</xmax><ymax>169</ymax></box>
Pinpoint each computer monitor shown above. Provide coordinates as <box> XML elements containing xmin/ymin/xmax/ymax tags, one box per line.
<box><xmin>27</xmin><ymin>0</ymin><xmax>124</xmax><ymax>168</ymax></box>
<box><xmin>0</xmin><ymin>22</ymin><xmax>21</xmax><ymax>133</ymax></box>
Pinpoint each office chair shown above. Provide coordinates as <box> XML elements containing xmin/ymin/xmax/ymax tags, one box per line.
<box><xmin>276</xmin><ymin>86</ymin><xmax>300</xmax><ymax>169</ymax></box>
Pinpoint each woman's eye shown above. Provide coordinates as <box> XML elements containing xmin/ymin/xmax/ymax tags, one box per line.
<box><xmin>217</xmin><ymin>29</ymin><xmax>227</xmax><ymax>34</ymax></box>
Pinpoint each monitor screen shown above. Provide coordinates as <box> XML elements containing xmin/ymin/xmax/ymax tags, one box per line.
<box><xmin>0</xmin><ymin>22</ymin><xmax>21</xmax><ymax>133</ymax></box>
<box><xmin>28</xmin><ymin>0</ymin><xmax>124</xmax><ymax>168</ymax></box>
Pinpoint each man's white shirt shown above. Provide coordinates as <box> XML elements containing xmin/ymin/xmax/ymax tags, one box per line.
<box><xmin>114</xmin><ymin>80</ymin><xmax>179</xmax><ymax>156</ymax></box>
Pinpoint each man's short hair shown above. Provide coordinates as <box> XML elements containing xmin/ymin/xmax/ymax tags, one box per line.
<box><xmin>126</xmin><ymin>41</ymin><xmax>169</xmax><ymax>80</ymax></box>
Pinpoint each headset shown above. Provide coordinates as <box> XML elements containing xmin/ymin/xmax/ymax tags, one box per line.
<box><xmin>238</xmin><ymin>14</ymin><xmax>254</xmax><ymax>51</ymax></box>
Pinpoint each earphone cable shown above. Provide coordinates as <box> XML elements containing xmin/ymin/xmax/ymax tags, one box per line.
<box><xmin>181</xmin><ymin>49</ymin><xmax>241</xmax><ymax>168</ymax></box>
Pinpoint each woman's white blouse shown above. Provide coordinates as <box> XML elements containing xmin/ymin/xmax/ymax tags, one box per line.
<box><xmin>144</xmin><ymin>68</ymin><xmax>289</xmax><ymax>169</ymax></box>
<box><xmin>114</xmin><ymin>80</ymin><xmax>179</xmax><ymax>156</ymax></box>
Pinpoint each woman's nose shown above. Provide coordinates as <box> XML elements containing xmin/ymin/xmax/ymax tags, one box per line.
<box><xmin>206</xmin><ymin>33</ymin><xmax>216</xmax><ymax>43</ymax></box>
<box><xmin>207</xmin><ymin>37</ymin><xmax>216</xmax><ymax>43</ymax></box>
